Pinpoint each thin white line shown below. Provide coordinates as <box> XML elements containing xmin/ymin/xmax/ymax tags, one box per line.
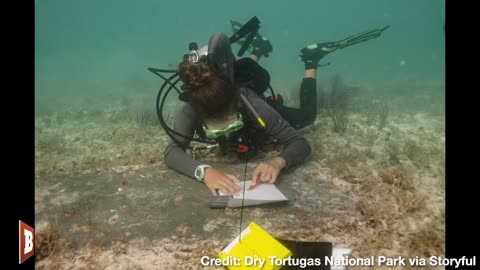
<box><xmin>18</xmin><ymin>220</ymin><xmax>21</xmax><ymax>264</ymax></box>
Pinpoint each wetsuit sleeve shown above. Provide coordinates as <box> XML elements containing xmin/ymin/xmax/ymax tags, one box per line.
<box><xmin>245</xmin><ymin>90</ymin><xmax>312</xmax><ymax>169</ymax></box>
<box><xmin>163</xmin><ymin>103</ymin><xmax>202</xmax><ymax>179</ymax></box>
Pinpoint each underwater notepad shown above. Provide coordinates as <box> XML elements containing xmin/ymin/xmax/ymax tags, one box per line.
<box><xmin>210</xmin><ymin>181</ymin><xmax>288</xmax><ymax>208</ymax></box>
<box><xmin>219</xmin><ymin>222</ymin><xmax>292</xmax><ymax>270</ymax></box>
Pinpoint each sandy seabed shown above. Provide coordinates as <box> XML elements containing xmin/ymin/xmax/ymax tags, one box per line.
<box><xmin>35</xmin><ymin>81</ymin><xmax>445</xmax><ymax>270</ymax></box>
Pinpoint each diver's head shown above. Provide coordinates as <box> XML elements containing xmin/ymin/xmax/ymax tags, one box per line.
<box><xmin>183</xmin><ymin>32</ymin><xmax>236</xmax><ymax>82</ymax></box>
<box><xmin>178</xmin><ymin>60</ymin><xmax>243</xmax><ymax>139</ymax></box>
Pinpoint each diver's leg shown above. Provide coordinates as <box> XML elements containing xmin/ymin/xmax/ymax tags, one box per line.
<box><xmin>249</xmin><ymin>54</ymin><xmax>259</xmax><ymax>62</ymax></box>
<box><xmin>299</xmin><ymin>68</ymin><xmax>317</xmax><ymax>126</ymax></box>
<box><xmin>250</xmin><ymin>36</ymin><xmax>272</xmax><ymax>62</ymax></box>
<box><xmin>277</xmin><ymin>27</ymin><xmax>390</xmax><ymax>128</ymax></box>
<box><xmin>292</xmin><ymin>42</ymin><xmax>342</xmax><ymax>128</ymax></box>
<box><xmin>280</xmin><ymin>69</ymin><xmax>317</xmax><ymax>129</ymax></box>
<box><xmin>275</xmin><ymin>56</ymin><xmax>319</xmax><ymax>130</ymax></box>
<box><xmin>230</xmin><ymin>19</ymin><xmax>272</xmax><ymax>62</ymax></box>
<box><xmin>277</xmin><ymin>69</ymin><xmax>317</xmax><ymax>129</ymax></box>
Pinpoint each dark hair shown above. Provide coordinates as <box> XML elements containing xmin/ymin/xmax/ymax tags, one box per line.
<box><xmin>178</xmin><ymin>61</ymin><xmax>240</xmax><ymax>121</ymax></box>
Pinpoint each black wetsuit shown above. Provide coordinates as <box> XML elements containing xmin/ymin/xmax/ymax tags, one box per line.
<box><xmin>164</xmin><ymin>58</ymin><xmax>315</xmax><ymax>179</ymax></box>
<box><xmin>234</xmin><ymin>58</ymin><xmax>317</xmax><ymax>130</ymax></box>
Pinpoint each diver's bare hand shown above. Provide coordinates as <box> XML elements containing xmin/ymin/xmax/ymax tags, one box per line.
<box><xmin>204</xmin><ymin>168</ymin><xmax>241</xmax><ymax>195</ymax></box>
<box><xmin>251</xmin><ymin>156</ymin><xmax>286</xmax><ymax>186</ymax></box>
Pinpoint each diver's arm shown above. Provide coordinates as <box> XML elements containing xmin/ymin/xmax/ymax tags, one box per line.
<box><xmin>245</xmin><ymin>90</ymin><xmax>312</xmax><ymax>169</ymax></box>
<box><xmin>164</xmin><ymin>104</ymin><xmax>242</xmax><ymax>194</ymax></box>
<box><xmin>163</xmin><ymin>103</ymin><xmax>203</xmax><ymax>179</ymax></box>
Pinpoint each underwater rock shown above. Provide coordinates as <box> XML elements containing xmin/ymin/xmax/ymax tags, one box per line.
<box><xmin>252</xmin><ymin>208</ymin><xmax>265</xmax><ymax>218</ymax></box>
<box><xmin>174</xmin><ymin>195</ymin><xmax>184</xmax><ymax>205</ymax></box>
<box><xmin>203</xmin><ymin>218</ymin><xmax>226</xmax><ymax>232</ymax></box>
<box><xmin>108</xmin><ymin>214</ymin><xmax>120</xmax><ymax>225</ymax></box>
<box><xmin>175</xmin><ymin>223</ymin><xmax>192</xmax><ymax>237</ymax></box>
<box><xmin>389</xmin><ymin>152</ymin><xmax>401</xmax><ymax>165</ymax></box>
<box><xmin>224</xmin><ymin>207</ymin><xmax>235</xmax><ymax>216</ymax></box>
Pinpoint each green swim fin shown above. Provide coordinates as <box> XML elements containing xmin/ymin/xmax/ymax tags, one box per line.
<box><xmin>334</xmin><ymin>25</ymin><xmax>390</xmax><ymax>49</ymax></box>
<box><xmin>300</xmin><ymin>25</ymin><xmax>389</xmax><ymax>68</ymax></box>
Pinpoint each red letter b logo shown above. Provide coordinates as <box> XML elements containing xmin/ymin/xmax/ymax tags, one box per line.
<box><xmin>19</xmin><ymin>220</ymin><xmax>34</xmax><ymax>264</ymax></box>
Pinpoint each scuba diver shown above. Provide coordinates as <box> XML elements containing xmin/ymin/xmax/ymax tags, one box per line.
<box><xmin>156</xmin><ymin>18</ymin><xmax>389</xmax><ymax>195</ymax></box>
